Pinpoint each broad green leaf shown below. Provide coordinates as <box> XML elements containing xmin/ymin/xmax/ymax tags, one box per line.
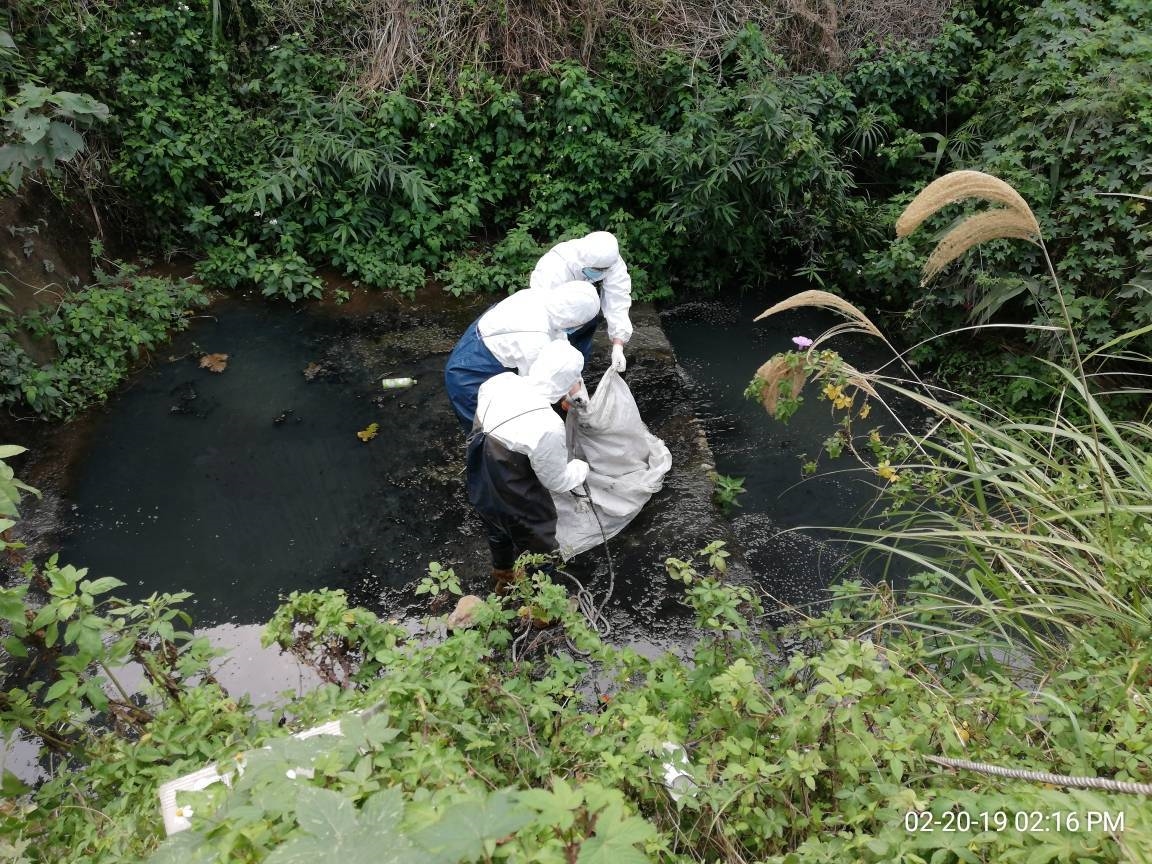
<box><xmin>19</xmin><ymin>115</ymin><xmax>50</xmax><ymax>146</ymax></box>
<box><xmin>575</xmin><ymin>813</ymin><xmax>656</xmax><ymax>864</ymax></box>
<box><xmin>1</xmin><ymin>770</ymin><xmax>30</xmax><ymax>797</ymax></box>
<box><xmin>339</xmin><ymin>714</ymin><xmax>366</xmax><ymax>746</ymax></box>
<box><xmin>49</xmin><ymin>91</ymin><xmax>109</xmax><ymax>122</ymax></box>
<box><xmin>0</xmin><ymin>445</ymin><xmax>27</xmax><ymax>459</ymax></box>
<box><xmin>44</xmin><ymin>674</ymin><xmax>77</xmax><ymax>703</ymax></box>
<box><xmin>31</xmin><ymin>605</ymin><xmax>59</xmax><ymax>631</ymax></box>
<box><xmin>549</xmin><ymin>778</ymin><xmax>582</xmax><ymax>810</ymax></box>
<box><xmin>279</xmin><ymin>734</ymin><xmax>336</xmax><ymax>766</ymax></box>
<box><xmin>361</xmin><ymin>787</ymin><xmax>405</xmax><ymax>832</ymax></box>
<box><xmin>49</xmin><ymin>564</ymin><xmax>84</xmax><ymax>595</ymax></box>
<box><xmin>515</xmin><ymin>789</ymin><xmax>558</xmax><ymax>811</ymax></box>
<box><xmin>0</xmin><ymin>484</ymin><xmax>19</xmax><ymax>517</ymax></box>
<box><xmin>81</xmin><ymin>576</ymin><xmax>126</xmax><ymax>596</ymax></box>
<box><xmin>14</xmin><ymin>84</ymin><xmax>51</xmax><ymax>109</ymax></box>
<box><xmin>64</xmin><ymin>617</ymin><xmax>81</xmax><ymax>648</ymax></box>
<box><xmin>0</xmin><ymin>588</ymin><xmax>26</xmax><ymax>621</ymax></box>
<box><xmin>74</xmin><ymin>620</ymin><xmax>104</xmax><ymax>657</ymax></box>
<box><xmin>264</xmin><ymin>835</ymin><xmax>333</xmax><ymax>864</ymax></box>
<box><xmin>517</xmin><ymin>779</ymin><xmax>583</xmax><ymax>832</ymax></box>
<box><xmin>146</xmin><ymin>830</ymin><xmax>216</xmax><ymax>864</ymax></box>
<box><xmin>413</xmin><ymin>790</ymin><xmax>533</xmax><ymax>864</ymax></box>
<box><xmin>47</xmin><ymin>122</ymin><xmax>85</xmax><ymax>163</ymax></box>
<box><xmin>364</xmin><ymin>712</ymin><xmax>402</xmax><ymax>747</ymax></box>
<box><xmin>295</xmin><ymin>786</ymin><xmax>357</xmax><ymax>839</ymax></box>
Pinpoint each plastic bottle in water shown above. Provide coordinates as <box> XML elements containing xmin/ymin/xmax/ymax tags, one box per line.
<box><xmin>381</xmin><ymin>377</ymin><xmax>417</xmax><ymax>389</ymax></box>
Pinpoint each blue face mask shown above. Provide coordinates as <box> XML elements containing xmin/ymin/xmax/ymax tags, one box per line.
<box><xmin>581</xmin><ymin>267</ymin><xmax>608</xmax><ymax>282</ymax></box>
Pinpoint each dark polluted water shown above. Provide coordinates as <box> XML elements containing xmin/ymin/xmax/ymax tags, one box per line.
<box><xmin>49</xmin><ymin>297</ymin><xmax>485</xmax><ymax>626</ymax></box>
<box><xmin>661</xmin><ymin>290</ymin><xmax>924</xmax><ymax>613</ymax></box>
<box><xmin>15</xmin><ymin>296</ymin><xmax>718</xmax><ymax>653</ymax></box>
<box><xmin>14</xmin><ymin>290</ymin><xmax>925</xmax><ymax>632</ymax></box>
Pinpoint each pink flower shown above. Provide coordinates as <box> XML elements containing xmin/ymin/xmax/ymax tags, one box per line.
<box><xmin>792</xmin><ymin>336</ymin><xmax>814</xmax><ymax>349</ymax></box>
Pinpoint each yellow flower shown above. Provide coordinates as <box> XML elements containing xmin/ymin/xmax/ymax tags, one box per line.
<box><xmin>869</xmin><ymin>429</ymin><xmax>882</xmax><ymax>445</ymax></box>
<box><xmin>834</xmin><ymin>394</ymin><xmax>853</xmax><ymax>410</ymax></box>
<box><xmin>822</xmin><ymin>383</ymin><xmax>843</xmax><ymax>401</ymax></box>
<box><xmin>858</xmin><ymin>403</ymin><xmax>872</xmax><ymax>419</ymax></box>
<box><xmin>876</xmin><ymin>460</ymin><xmax>899</xmax><ymax>482</ymax></box>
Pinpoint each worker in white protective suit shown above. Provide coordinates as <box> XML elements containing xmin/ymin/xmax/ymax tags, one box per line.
<box><xmin>465</xmin><ymin>341</ymin><xmax>591</xmax><ymax>591</ymax></box>
<box><xmin>444</xmin><ymin>282</ymin><xmax>599</xmax><ymax>430</ymax></box>
<box><xmin>530</xmin><ymin>231</ymin><xmax>633</xmax><ymax>373</ymax></box>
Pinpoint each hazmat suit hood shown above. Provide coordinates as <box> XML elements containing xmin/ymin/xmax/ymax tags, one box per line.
<box><xmin>579</xmin><ymin>232</ymin><xmax>621</xmax><ymax>269</ymax></box>
<box><xmin>527</xmin><ymin>341</ymin><xmax>584</xmax><ymax>403</ymax></box>
<box><xmin>545</xmin><ymin>281</ymin><xmax>600</xmax><ymax>331</ymax></box>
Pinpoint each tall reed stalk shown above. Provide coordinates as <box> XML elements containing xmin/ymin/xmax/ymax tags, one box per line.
<box><xmin>752</xmin><ymin>171</ymin><xmax>1152</xmax><ymax>659</ymax></box>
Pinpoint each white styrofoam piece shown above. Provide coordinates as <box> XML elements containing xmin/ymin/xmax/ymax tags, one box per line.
<box><xmin>158</xmin><ymin>763</ymin><xmax>227</xmax><ymax>836</ymax></box>
<box><xmin>157</xmin><ymin>717</ymin><xmax>347</xmax><ymax>835</ymax></box>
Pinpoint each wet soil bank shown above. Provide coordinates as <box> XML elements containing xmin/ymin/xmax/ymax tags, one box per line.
<box><xmin>3</xmin><ymin>288</ymin><xmax>741</xmax><ymax>657</ymax></box>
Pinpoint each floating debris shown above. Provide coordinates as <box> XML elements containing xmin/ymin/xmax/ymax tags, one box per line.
<box><xmin>381</xmin><ymin>377</ymin><xmax>416</xmax><ymax>390</ymax></box>
<box><xmin>199</xmin><ymin>353</ymin><xmax>229</xmax><ymax>373</ymax></box>
<box><xmin>357</xmin><ymin>422</ymin><xmax>379</xmax><ymax>442</ymax></box>
<box><xmin>302</xmin><ymin>362</ymin><xmax>326</xmax><ymax>381</ymax></box>
<box><xmin>273</xmin><ymin>409</ymin><xmax>296</xmax><ymax>426</ymax></box>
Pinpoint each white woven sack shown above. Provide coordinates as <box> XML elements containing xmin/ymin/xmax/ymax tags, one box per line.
<box><xmin>553</xmin><ymin>368</ymin><xmax>671</xmax><ymax>559</ymax></box>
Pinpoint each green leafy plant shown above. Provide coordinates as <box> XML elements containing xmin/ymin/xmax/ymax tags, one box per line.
<box><xmin>0</xmin><ymin>82</ymin><xmax>108</xmax><ymax>191</ymax></box>
<box><xmin>709</xmin><ymin>472</ymin><xmax>746</xmax><ymax>515</ymax></box>
<box><xmin>859</xmin><ymin>0</ymin><xmax>1152</xmax><ymax>363</ymax></box>
<box><xmin>1</xmin><ymin>552</ymin><xmax>222</xmax><ymax>753</ymax></box>
<box><xmin>0</xmin><ymin>263</ymin><xmax>207</xmax><ymax>418</ymax></box>
<box><xmin>414</xmin><ymin>561</ymin><xmax>462</xmax><ymax>598</ymax></box>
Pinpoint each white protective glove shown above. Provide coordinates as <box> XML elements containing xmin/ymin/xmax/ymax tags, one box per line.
<box><xmin>569</xmin><ymin>379</ymin><xmax>590</xmax><ymax>410</ymax></box>
<box><xmin>567</xmin><ymin>458</ymin><xmax>590</xmax><ymax>489</ymax></box>
<box><xmin>611</xmin><ymin>342</ymin><xmax>627</xmax><ymax>373</ymax></box>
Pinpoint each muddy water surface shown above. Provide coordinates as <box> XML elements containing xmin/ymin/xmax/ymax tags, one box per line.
<box><xmin>45</xmin><ymin>298</ymin><xmax>481</xmax><ymax>623</ymax></box>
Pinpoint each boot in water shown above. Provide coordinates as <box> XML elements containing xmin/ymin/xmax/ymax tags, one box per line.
<box><xmin>491</xmin><ymin>568</ymin><xmax>518</xmax><ymax>596</ymax></box>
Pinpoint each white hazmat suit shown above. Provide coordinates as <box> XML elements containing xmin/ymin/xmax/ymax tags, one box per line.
<box><xmin>474</xmin><ymin>342</ymin><xmax>589</xmax><ymax>493</ymax></box>
<box><xmin>467</xmin><ymin>341</ymin><xmax>589</xmax><ymax>573</ymax></box>
<box><xmin>477</xmin><ymin>282</ymin><xmax>599</xmax><ymax>374</ymax></box>
<box><xmin>444</xmin><ymin>282</ymin><xmax>599</xmax><ymax>429</ymax></box>
<box><xmin>530</xmin><ymin>232</ymin><xmax>633</xmax><ymax>371</ymax></box>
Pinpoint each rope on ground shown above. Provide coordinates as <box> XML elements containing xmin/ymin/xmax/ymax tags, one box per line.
<box><xmin>926</xmin><ymin>755</ymin><xmax>1152</xmax><ymax>795</ymax></box>
<box><xmin>509</xmin><ymin>484</ymin><xmax>616</xmax><ymax>662</ymax></box>
<box><xmin>510</xmin><ymin>621</ymin><xmax>534</xmax><ymax>663</ymax></box>
<box><xmin>552</xmin><ymin>481</ymin><xmax>616</xmax><ymax>656</ymax></box>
